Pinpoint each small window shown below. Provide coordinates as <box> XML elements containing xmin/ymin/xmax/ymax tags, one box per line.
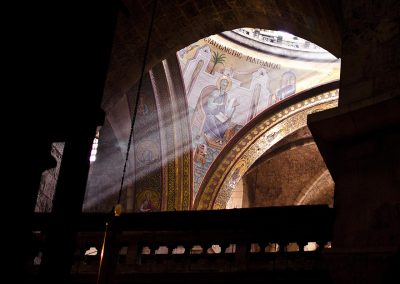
<box><xmin>90</xmin><ymin>127</ymin><xmax>101</xmax><ymax>162</ymax></box>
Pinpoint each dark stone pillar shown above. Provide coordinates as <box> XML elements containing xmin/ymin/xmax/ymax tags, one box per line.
<box><xmin>308</xmin><ymin>96</ymin><xmax>400</xmax><ymax>283</ymax></box>
<box><xmin>307</xmin><ymin>1</ymin><xmax>400</xmax><ymax>282</ymax></box>
<box><xmin>32</xmin><ymin>1</ymin><xmax>118</xmax><ymax>282</ymax></box>
<box><xmin>309</xmin><ymin>97</ymin><xmax>400</xmax><ymax>248</ymax></box>
<box><xmin>39</xmin><ymin>132</ymin><xmax>96</xmax><ymax>283</ymax></box>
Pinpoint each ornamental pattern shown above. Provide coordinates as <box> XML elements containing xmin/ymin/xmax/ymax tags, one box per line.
<box><xmin>195</xmin><ymin>89</ymin><xmax>339</xmax><ymax>210</ymax></box>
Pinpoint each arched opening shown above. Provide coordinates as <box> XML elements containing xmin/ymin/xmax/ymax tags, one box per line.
<box><xmin>82</xmin><ymin>25</ymin><xmax>340</xmax><ymax>212</ymax></box>
<box><xmin>232</xmin><ymin>126</ymin><xmax>334</xmax><ymax>209</ymax></box>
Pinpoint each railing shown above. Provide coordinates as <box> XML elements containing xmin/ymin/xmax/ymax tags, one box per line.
<box><xmin>221</xmin><ymin>30</ymin><xmax>337</xmax><ymax>61</ymax></box>
<box><xmin>31</xmin><ymin>205</ymin><xmax>334</xmax><ymax>282</ymax></box>
<box><xmin>234</xmin><ymin>28</ymin><xmax>323</xmax><ymax>52</ymax></box>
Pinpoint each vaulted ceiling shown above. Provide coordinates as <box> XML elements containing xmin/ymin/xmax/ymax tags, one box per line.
<box><xmin>103</xmin><ymin>0</ymin><xmax>341</xmax><ymax>111</ymax></box>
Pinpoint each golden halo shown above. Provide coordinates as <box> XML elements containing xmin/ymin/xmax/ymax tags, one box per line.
<box><xmin>217</xmin><ymin>76</ymin><xmax>232</xmax><ymax>91</ymax></box>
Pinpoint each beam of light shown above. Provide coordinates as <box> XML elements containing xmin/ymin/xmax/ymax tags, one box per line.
<box><xmin>83</xmin><ymin>27</ymin><xmax>341</xmax><ymax>212</ymax></box>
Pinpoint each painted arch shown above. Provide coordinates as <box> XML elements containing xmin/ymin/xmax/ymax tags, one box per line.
<box><xmin>193</xmin><ymin>82</ymin><xmax>339</xmax><ymax>210</ymax></box>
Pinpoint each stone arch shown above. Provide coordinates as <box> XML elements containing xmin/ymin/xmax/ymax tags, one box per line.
<box><xmin>102</xmin><ymin>1</ymin><xmax>343</xmax><ymax>211</ymax></box>
<box><xmin>193</xmin><ymin>81</ymin><xmax>339</xmax><ymax>210</ymax></box>
<box><xmin>103</xmin><ymin>0</ymin><xmax>341</xmax><ymax>110</ymax></box>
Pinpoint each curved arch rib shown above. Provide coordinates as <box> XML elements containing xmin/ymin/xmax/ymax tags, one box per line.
<box><xmin>193</xmin><ymin>81</ymin><xmax>339</xmax><ymax>210</ymax></box>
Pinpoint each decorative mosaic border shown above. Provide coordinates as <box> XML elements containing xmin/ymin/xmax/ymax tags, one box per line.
<box><xmin>194</xmin><ymin>89</ymin><xmax>339</xmax><ymax>210</ymax></box>
<box><xmin>163</xmin><ymin>58</ymin><xmax>193</xmax><ymax>210</ymax></box>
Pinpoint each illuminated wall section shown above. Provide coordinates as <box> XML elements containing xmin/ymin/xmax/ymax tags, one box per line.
<box><xmin>177</xmin><ymin>31</ymin><xmax>340</xmax><ymax>196</ymax></box>
<box><xmin>82</xmin><ymin>28</ymin><xmax>340</xmax><ymax>212</ymax></box>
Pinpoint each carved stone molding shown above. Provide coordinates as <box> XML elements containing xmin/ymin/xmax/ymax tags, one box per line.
<box><xmin>194</xmin><ymin>89</ymin><xmax>338</xmax><ymax>210</ymax></box>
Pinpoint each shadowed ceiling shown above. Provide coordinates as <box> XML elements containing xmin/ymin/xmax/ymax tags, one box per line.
<box><xmin>243</xmin><ymin>127</ymin><xmax>334</xmax><ymax>208</ymax></box>
<box><xmin>103</xmin><ymin>0</ymin><xmax>341</xmax><ymax>111</ymax></box>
